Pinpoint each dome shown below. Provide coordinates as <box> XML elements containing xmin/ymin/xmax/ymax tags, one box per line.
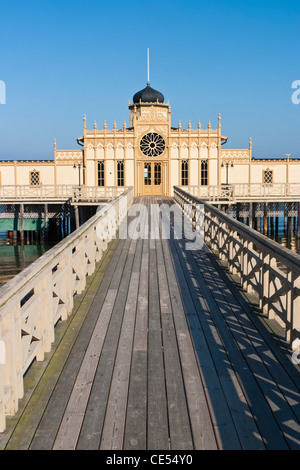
<box><xmin>133</xmin><ymin>83</ymin><xmax>164</xmax><ymax>104</ymax></box>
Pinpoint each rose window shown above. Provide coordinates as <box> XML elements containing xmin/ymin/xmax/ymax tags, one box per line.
<box><xmin>140</xmin><ymin>132</ymin><xmax>165</xmax><ymax>157</ymax></box>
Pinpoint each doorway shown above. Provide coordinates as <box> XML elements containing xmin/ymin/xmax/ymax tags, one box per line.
<box><xmin>143</xmin><ymin>161</ymin><xmax>163</xmax><ymax>195</ymax></box>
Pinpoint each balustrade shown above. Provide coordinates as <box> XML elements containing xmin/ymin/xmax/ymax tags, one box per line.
<box><xmin>0</xmin><ymin>185</ymin><xmax>129</xmax><ymax>203</ymax></box>
<box><xmin>177</xmin><ymin>183</ymin><xmax>300</xmax><ymax>202</ymax></box>
<box><xmin>174</xmin><ymin>186</ymin><xmax>300</xmax><ymax>353</ymax></box>
<box><xmin>0</xmin><ymin>187</ymin><xmax>133</xmax><ymax>431</ymax></box>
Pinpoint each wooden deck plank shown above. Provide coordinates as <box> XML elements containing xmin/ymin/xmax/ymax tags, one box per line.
<box><xmin>147</xmin><ymin>232</ymin><xmax>169</xmax><ymax>449</ymax></box>
<box><xmin>123</xmin><ymin>238</ymin><xmax>148</xmax><ymax>450</ymax></box>
<box><xmin>51</xmin><ymin>237</ymin><xmax>132</xmax><ymax>451</ymax></box>
<box><xmin>133</xmin><ymin>239</ymin><xmax>149</xmax><ymax>352</ymax></box>
<box><xmin>100</xmin><ymin>241</ymin><xmax>142</xmax><ymax>450</ymax></box>
<box><xmin>161</xmin><ymin>314</ymin><xmax>194</xmax><ymax>450</ymax></box>
<box><xmin>156</xmin><ymin>238</ymin><xmax>194</xmax><ymax>449</ymax></box>
<box><xmin>160</xmin><ymin>237</ymin><xmax>218</xmax><ymax>450</ymax></box>
<box><xmin>188</xmin><ymin>248</ymin><xmax>290</xmax><ymax>449</ymax></box>
<box><xmin>75</xmin><ymin>237</ymin><xmax>135</xmax><ymax>450</ymax></box>
<box><xmin>174</xmin><ymin>233</ymin><xmax>296</xmax><ymax>449</ymax></box>
<box><xmin>193</xmin><ymin>246</ymin><xmax>300</xmax><ymax>449</ymax></box>
<box><xmin>28</xmin><ymin>238</ymin><xmax>126</xmax><ymax>450</ymax></box>
<box><xmin>169</xmin><ymin>235</ymin><xmax>264</xmax><ymax>450</ymax></box>
<box><xmin>123</xmin><ymin>350</ymin><xmax>148</xmax><ymax>450</ymax></box>
<box><xmin>52</xmin><ymin>285</ymin><xmax>119</xmax><ymax>450</ymax></box>
<box><xmin>147</xmin><ymin>330</ymin><xmax>170</xmax><ymax>450</ymax></box>
<box><xmin>165</xmin><ymin>238</ymin><xmax>241</xmax><ymax>449</ymax></box>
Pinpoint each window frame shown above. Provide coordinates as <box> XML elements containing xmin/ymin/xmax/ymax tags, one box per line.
<box><xmin>29</xmin><ymin>169</ymin><xmax>40</xmax><ymax>186</ymax></box>
<box><xmin>263</xmin><ymin>168</ymin><xmax>273</xmax><ymax>186</ymax></box>
<box><xmin>200</xmin><ymin>159</ymin><xmax>208</xmax><ymax>186</ymax></box>
<box><xmin>97</xmin><ymin>160</ymin><xmax>105</xmax><ymax>187</ymax></box>
<box><xmin>181</xmin><ymin>160</ymin><xmax>189</xmax><ymax>186</ymax></box>
<box><xmin>117</xmin><ymin>160</ymin><xmax>125</xmax><ymax>187</ymax></box>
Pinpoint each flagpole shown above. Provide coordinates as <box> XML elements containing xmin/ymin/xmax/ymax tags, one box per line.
<box><xmin>147</xmin><ymin>48</ymin><xmax>150</xmax><ymax>85</ymax></box>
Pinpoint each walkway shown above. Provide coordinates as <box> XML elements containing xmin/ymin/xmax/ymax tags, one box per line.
<box><xmin>0</xmin><ymin>197</ymin><xmax>299</xmax><ymax>450</ymax></box>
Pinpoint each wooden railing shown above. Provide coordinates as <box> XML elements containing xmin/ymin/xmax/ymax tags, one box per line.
<box><xmin>0</xmin><ymin>185</ymin><xmax>129</xmax><ymax>203</ymax></box>
<box><xmin>174</xmin><ymin>186</ymin><xmax>300</xmax><ymax>352</ymax></box>
<box><xmin>0</xmin><ymin>187</ymin><xmax>133</xmax><ymax>432</ymax></box>
<box><xmin>177</xmin><ymin>183</ymin><xmax>300</xmax><ymax>202</ymax></box>
<box><xmin>71</xmin><ymin>186</ymin><xmax>130</xmax><ymax>204</ymax></box>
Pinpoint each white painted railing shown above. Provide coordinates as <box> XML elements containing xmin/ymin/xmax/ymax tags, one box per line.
<box><xmin>0</xmin><ymin>185</ymin><xmax>129</xmax><ymax>203</ymax></box>
<box><xmin>0</xmin><ymin>185</ymin><xmax>74</xmax><ymax>201</ymax></box>
<box><xmin>71</xmin><ymin>186</ymin><xmax>130</xmax><ymax>204</ymax></box>
<box><xmin>174</xmin><ymin>186</ymin><xmax>300</xmax><ymax>352</ymax></box>
<box><xmin>177</xmin><ymin>183</ymin><xmax>300</xmax><ymax>202</ymax></box>
<box><xmin>0</xmin><ymin>187</ymin><xmax>133</xmax><ymax>432</ymax></box>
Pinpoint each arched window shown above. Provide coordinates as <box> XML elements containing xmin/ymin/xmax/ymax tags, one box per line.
<box><xmin>201</xmin><ymin>160</ymin><xmax>208</xmax><ymax>185</ymax></box>
<box><xmin>181</xmin><ymin>160</ymin><xmax>188</xmax><ymax>186</ymax></box>
<box><xmin>97</xmin><ymin>161</ymin><xmax>105</xmax><ymax>186</ymax></box>
<box><xmin>117</xmin><ymin>160</ymin><xmax>124</xmax><ymax>186</ymax></box>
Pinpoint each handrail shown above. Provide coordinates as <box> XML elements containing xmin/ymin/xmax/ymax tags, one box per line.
<box><xmin>174</xmin><ymin>186</ymin><xmax>300</xmax><ymax>352</ymax></box>
<box><xmin>0</xmin><ymin>187</ymin><xmax>134</xmax><ymax>432</ymax></box>
<box><xmin>176</xmin><ymin>183</ymin><xmax>300</xmax><ymax>202</ymax></box>
<box><xmin>0</xmin><ymin>185</ymin><xmax>130</xmax><ymax>202</ymax></box>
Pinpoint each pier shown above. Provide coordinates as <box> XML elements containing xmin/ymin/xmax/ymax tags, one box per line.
<box><xmin>0</xmin><ymin>187</ymin><xmax>299</xmax><ymax>450</ymax></box>
<box><xmin>0</xmin><ymin>185</ymin><xmax>129</xmax><ymax>243</ymax></box>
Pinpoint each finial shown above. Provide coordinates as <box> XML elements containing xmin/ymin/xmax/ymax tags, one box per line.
<box><xmin>198</xmin><ymin>120</ymin><xmax>201</xmax><ymax>129</ymax></box>
<box><xmin>208</xmin><ymin>120</ymin><xmax>211</xmax><ymax>129</ymax></box>
<box><xmin>114</xmin><ymin>120</ymin><xmax>117</xmax><ymax>129</ymax></box>
<box><xmin>54</xmin><ymin>138</ymin><xmax>56</xmax><ymax>149</ymax></box>
<box><xmin>94</xmin><ymin>120</ymin><xmax>97</xmax><ymax>130</ymax></box>
<box><xmin>103</xmin><ymin>120</ymin><xmax>107</xmax><ymax>129</ymax></box>
<box><xmin>178</xmin><ymin>120</ymin><xmax>181</xmax><ymax>129</ymax></box>
<box><xmin>83</xmin><ymin>114</ymin><xmax>86</xmax><ymax>129</ymax></box>
<box><xmin>188</xmin><ymin>120</ymin><xmax>191</xmax><ymax>129</ymax></box>
<box><xmin>123</xmin><ymin>120</ymin><xmax>127</xmax><ymax>129</ymax></box>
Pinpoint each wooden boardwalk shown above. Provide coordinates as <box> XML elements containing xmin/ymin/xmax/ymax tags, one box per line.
<box><xmin>0</xmin><ymin>197</ymin><xmax>300</xmax><ymax>450</ymax></box>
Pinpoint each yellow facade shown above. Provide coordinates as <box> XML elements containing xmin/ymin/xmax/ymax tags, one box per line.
<box><xmin>0</xmin><ymin>83</ymin><xmax>299</xmax><ymax>194</ymax></box>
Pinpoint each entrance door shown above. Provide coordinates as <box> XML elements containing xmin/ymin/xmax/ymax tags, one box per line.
<box><xmin>143</xmin><ymin>161</ymin><xmax>162</xmax><ymax>195</ymax></box>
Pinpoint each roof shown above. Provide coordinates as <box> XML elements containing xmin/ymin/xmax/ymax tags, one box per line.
<box><xmin>133</xmin><ymin>83</ymin><xmax>164</xmax><ymax>104</ymax></box>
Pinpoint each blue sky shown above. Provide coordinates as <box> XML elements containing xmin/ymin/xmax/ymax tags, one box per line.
<box><xmin>0</xmin><ymin>0</ymin><xmax>299</xmax><ymax>160</ymax></box>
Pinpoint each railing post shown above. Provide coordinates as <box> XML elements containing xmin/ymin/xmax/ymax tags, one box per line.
<box><xmin>0</xmin><ymin>368</ymin><xmax>4</xmax><ymax>432</ymax></box>
<box><xmin>260</xmin><ymin>252</ymin><xmax>270</xmax><ymax>314</ymax></box>
<box><xmin>286</xmin><ymin>271</ymin><xmax>293</xmax><ymax>345</ymax></box>
<box><xmin>288</xmin><ymin>273</ymin><xmax>300</xmax><ymax>351</ymax></box>
<box><xmin>3</xmin><ymin>304</ymin><xmax>21</xmax><ymax>417</ymax></box>
<box><xmin>227</xmin><ymin>228</ymin><xmax>234</xmax><ymax>273</ymax></box>
<box><xmin>242</xmin><ymin>240</ymin><xmax>249</xmax><ymax>291</ymax></box>
<box><xmin>43</xmin><ymin>271</ymin><xmax>55</xmax><ymax>347</ymax></box>
<box><xmin>232</xmin><ymin>184</ymin><xmax>236</xmax><ymax>202</ymax></box>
